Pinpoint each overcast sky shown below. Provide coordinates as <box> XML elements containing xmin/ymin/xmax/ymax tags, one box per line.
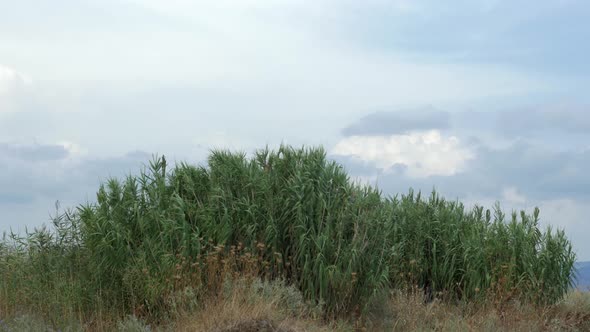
<box><xmin>1</xmin><ymin>0</ymin><xmax>589</xmax><ymax>260</ymax></box>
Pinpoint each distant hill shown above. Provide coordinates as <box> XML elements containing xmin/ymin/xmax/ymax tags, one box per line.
<box><xmin>574</xmin><ymin>261</ymin><xmax>590</xmax><ymax>291</ymax></box>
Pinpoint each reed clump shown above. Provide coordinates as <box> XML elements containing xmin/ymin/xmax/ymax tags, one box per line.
<box><xmin>0</xmin><ymin>145</ymin><xmax>577</xmax><ymax>328</ymax></box>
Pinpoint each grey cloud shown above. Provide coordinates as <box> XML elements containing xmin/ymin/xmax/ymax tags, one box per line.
<box><xmin>0</xmin><ymin>143</ymin><xmax>70</xmax><ymax>205</ymax></box>
<box><xmin>52</xmin><ymin>151</ymin><xmax>154</xmax><ymax>197</ymax></box>
<box><xmin>0</xmin><ymin>148</ymin><xmax>158</xmax><ymax>232</ymax></box>
<box><xmin>464</xmin><ymin>142</ymin><xmax>590</xmax><ymax>200</ymax></box>
<box><xmin>341</xmin><ymin>107</ymin><xmax>450</xmax><ymax>136</ymax></box>
<box><xmin>0</xmin><ymin>143</ymin><xmax>69</xmax><ymax>162</ymax></box>
<box><xmin>343</xmin><ymin>105</ymin><xmax>590</xmax><ymax>142</ymax></box>
<box><xmin>0</xmin><ymin>146</ymin><xmax>152</xmax><ymax>207</ymax></box>
<box><xmin>340</xmin><ymin>105</ymin><xmax>585</xmax><ymax>141</ymax></box>
<box><xmin>446</xmin><ymin>106</ymin><xmax>590</xmax><ymax>155</ymax></box>
<box><xmin>354</xmin><ymin>105</ymin><xmax>590</xmax><ymax>140</ymax></box>
<box><xmin>495</xmin><ymin>106</ymin><xmax>590</xmax><ymax>137</ymax></box>
<box><xmin>2</xmin><ymin>151</ymin><xmax>181</xmax><ymax>249</ymax></box>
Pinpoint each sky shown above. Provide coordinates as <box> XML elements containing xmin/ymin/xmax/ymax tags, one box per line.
<box><xmin>1</xmin><ymin>0</ymin><xmax>589</xmax><ymax>260</ymax></box>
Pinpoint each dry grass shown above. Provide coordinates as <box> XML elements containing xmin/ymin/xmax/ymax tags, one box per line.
<box><xmin>172</xmin><ymin>278</ymin><xmax>346</xmax><ymax>332</ymax></box>
<box><xmin>176</xmin><ymin>291</ymin><xmax>323</xmax><ymax>331</ymax></box>
<box><xmin>1</xmin><ymin>281</ymin><xmax>588</xmax><ymax>331</ymax></box>
<box><xmin>361</xmin><ymin>289</ymin><xmax>590</xmax><ymax>332</ymax></box>
<box><xmin>171</xmin><ymin>286</ymin><xmax>590</xmax><ymax>332</ymax></box>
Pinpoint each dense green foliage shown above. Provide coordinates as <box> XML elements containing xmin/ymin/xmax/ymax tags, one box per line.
<box><xmin>0</xmin><ymin>145</ymin><xmax>576</xmax><ymax>323</ymax></box>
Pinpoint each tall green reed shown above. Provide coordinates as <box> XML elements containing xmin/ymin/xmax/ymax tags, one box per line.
<box><xmin>0</xmin><ymin>145</ymin><xmax>577</xmax><ymax>322</ymax></box>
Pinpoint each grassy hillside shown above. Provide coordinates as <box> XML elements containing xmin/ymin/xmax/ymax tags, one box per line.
<box><xmin>0</xmin><ymin>145</ymin><xmax>582</xmax><ymax>331</ymax></box>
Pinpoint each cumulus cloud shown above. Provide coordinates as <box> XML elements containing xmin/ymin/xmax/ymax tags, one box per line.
<box><xmin>342</xmin><ymin>140</ymin><xmax>590</xmax><ymax>201</ymax></box>
<box><xmin>331</xmin><ymin>130</ymin><xmax>475</xmax><ymax>178</ymax></box>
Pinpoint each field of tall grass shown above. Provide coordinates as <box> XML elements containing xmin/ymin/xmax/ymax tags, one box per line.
<box><xmin>0</xmin><ymin>145</ymin><xmax>584</xmax><ymax>331</ymax></box>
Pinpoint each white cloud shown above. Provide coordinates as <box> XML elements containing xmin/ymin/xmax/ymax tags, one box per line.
<box><xmin>57</xmin><ymin>141</ymin><xmax>89</xmax><ymax>163</ymax></box>
<box><xmin>0</xmin><ymin>65</ymin><xmax>33</xmax><ymax>116</ymax></box>
<box><xmin>0</xmin><ymin>65</ymin><xmax>31</xmax><ymax>95</ymax></box>
<box><xmin>331</xmin><ymin>130</ymin><xmax>475</xmax><ymax>178</ymax></box>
